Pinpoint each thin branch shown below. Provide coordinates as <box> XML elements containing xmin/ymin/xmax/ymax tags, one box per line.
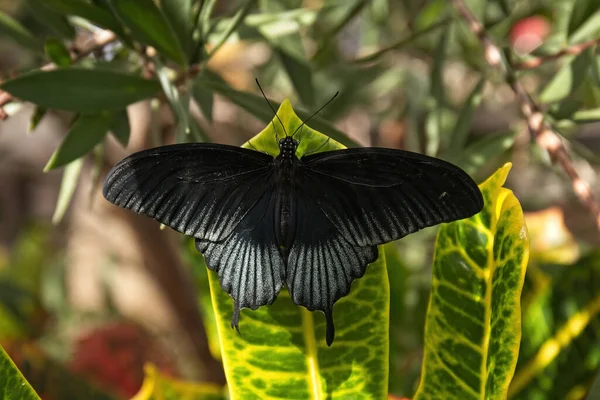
<box><xmin>515</xmin><ymin>36</ymin><xmax>600</xmax><ymax>70</ymax></box>
<box><xmin>451</xmin><ymin>0</ymin><xmax>600</xmax><ymax>233</ymax></box>
<box><xmin>0</xmin><ymin>30</ymin><xmax>118</xmax><ymax>120</ymax></box>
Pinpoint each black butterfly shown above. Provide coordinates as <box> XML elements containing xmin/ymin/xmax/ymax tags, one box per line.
<box><xmin>103</xmin><ymin>118</ymin><xmax>483</xmax><ymax>346</ymax></box>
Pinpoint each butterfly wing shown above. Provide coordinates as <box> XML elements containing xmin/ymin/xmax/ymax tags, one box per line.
<box><xmin>299</xmin><ymin>147</ymin><xmax>484</xmax><ymax>246</ymax></box>
<box><xmin>195</xmin><ymin>188</ymin><xmax>285</xmax><ymax>329</ymax></box>
<box><xmin>103</xmin><ymin>143</ymin><xmax>274</xmax><ymax>242</ymax></box>
<box><xmin>287</xmin><ymin>185</ymin><xmax>379</xmax><ymax>345</ymax></box>
<box><xmin>103</xmin><ymin>143</ymin><xmax>285</xmax><ymax>326</ymax></box>
<box><xmin>287</xmin><ymin>148</ymin><xmax>483</xmax><ymax>345</ymax></box>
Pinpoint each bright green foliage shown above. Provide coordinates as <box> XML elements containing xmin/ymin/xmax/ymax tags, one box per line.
<box><xmin>0</xmin><ymin>345</ymin><xmax>40</xmax><ymax>400</ymax></box>
<box><xmin>133</xmin><ymin>364</ymin><xmax>226</xmax><ymax>400</ymax></box>
<box><xmin>415</xmin><ymin>163</ymin><xmax>530</xmax><ymax>400</ymax></box>
<box><xmin>510</xmin><ymin>251</ymin><xmax>600</xmax><ymax>399</ymax></box>
<box><xmin>206</xmin><ymin>100</ymin><xmax>389</xmax><ymax>399</ymax></box>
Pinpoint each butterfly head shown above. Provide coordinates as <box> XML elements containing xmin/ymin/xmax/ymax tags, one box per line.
<box><xmin>278</xmin><ymin>136</ymin><xmax>299</xmax><ymax>160</ymax></box>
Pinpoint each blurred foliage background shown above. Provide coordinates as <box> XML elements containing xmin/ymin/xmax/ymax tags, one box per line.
<box><xmin>0</xmin><ymin>0</ymin><xmax>599</xmax><ymax>399</ymax></box>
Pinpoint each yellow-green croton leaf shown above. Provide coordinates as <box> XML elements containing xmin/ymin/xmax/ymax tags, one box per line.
<box><xmin>0</xmin><ymin>344</ymin><xmax>40</xmax><ymax>399</ymax></box>
<box><xmin>510</xmin><ymin>250</ymin><xmax>600</xmax><ymax>399</ymax></box>
<box><xmin>414</xmin><ymin>163</ymin><xmax>529</xmax><ymax>400</ymax></box>
<box><xmin>206</xmin><ymin>100</ymin><xmax>390</xmax><ymax>399</ymax></box>
<box><xmin>132</xmin><ymin>364</ymin><xmax>226</xmax><ymax>400</ymax></box>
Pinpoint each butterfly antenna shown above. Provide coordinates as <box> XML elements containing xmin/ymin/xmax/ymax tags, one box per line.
<box><xmin>291</xmin><ymin>91</ymin><xmax>339</xmax><ymax>138</ymax></box>
<box><xmin>256</xmin><ymin>78</ymin><xmax>287</xmax><ymax>139</ymax></box>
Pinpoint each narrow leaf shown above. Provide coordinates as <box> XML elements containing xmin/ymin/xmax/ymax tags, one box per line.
<box><xmin>52</xmin><ymin>157</ymin><xmax>84</xmax><ymax>224</ymax></box>
<box><xmin>191</xmin><ymin>80</ymin><xmax>214</xmax><ymax>122</ymax></box>
<box><xmin>0</xmin><ymin>11</ymin><xmax>40</xmax><ymax>51</ymax></box>
<box><xmin>199</xmin><ymin>0</ymin><xmax>217</xmax><ymax>38</ymax></box>
<box><xmin>275</xmin><ymin>39</ymin><xmax>314</xmax><ymax>106</ymax></box>
<box><xmin>415</xmin><ymin>163</ymin><xmax>529</xmax><ymax>400</ymax></box>
<box><xmin>155</xmin><ymin>61</ymin><xmax>190</xmax><ymax>141</ymax></box>
<box><xmin>109</xmin><ymin>0</ymin><xmax>186</xmax><ymax>65</ymax></box>
<box><xmin>160</xmin><ymin>0</ymin><xmax>194</xmax><ymax>59</ymax></box>
<box><xmin>110</xmin><ymin>109</ymin><xmax>130</xmax><ymax>146</ymax></box>
<box><xmin>445</xmin><ymin>77</ymin><xmax>485</xmax><ymax>157</ymax></box>
<box><xmin>26</xmin><ymin>0</ymin><xmax>75</xmax><ymax>39</ymax></box>
<box><xmin>460</xmin><ymin>131</ymin><xmax>516</xmax><ymax>175</ymax></box>
<box><xmin>28</xmin><ymin>106</ymin><xmax>48</xmax><ymax>133</ymax></box>
<box><xmin>430</xmin><ymin>25</ymin><xmax>449</xmax><ymax>103</ymax></box>
<box><xmin>568</xmin><ymin>0</ymin><xmax>600</xmax><ymax>37</ymax></box>
<box><xmin>39</xmin><ymin>0</ymin><xmax>124</xmax><ymax>34</ymax></box>
<box><xmin>0</xmin><ymin>68</ymin><xmax>160</xmax><ymax>112</ymax></box>
<box><xmin>44</xmin><ymin>37</ymin><xmax>71</xmax><ymax>67</ymax></box>
<box><xmin>572</xmin><ymin>106</ymin><xmax>600</xmax><ymax>123</ymax></box>
<box><xmin>206</xmin><ymin>0</ymin><xmax>256</xmax><ymax>59</ymax></box>
<box><xmin>539</xmin><ymin>50</ymin><xmax>593</xmax><ymax>103</ymax></box>
<box><xmin>0</xmin><ymin>345</ymin><xmax>40</xmax><ymax>399</ymax></box>
<box><xmin>45</xmin><ymin>112</ymin><xmax>112</xmax><ymax>171</ymax></box>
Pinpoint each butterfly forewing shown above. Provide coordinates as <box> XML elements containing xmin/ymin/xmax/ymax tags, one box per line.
<box><xmin>299</xmin><ymin>147</ymin><xmax>483</xmax><ymax>246</ymax></box>
<box><xmin>103</xmin><ymin>143</ymin><xmax>285</xmax><ymax>328</ymax></box>
<box><xmin>103</xmin><ymin>143</ymin><xmax>274</xmax><ymax>242</ymax></box>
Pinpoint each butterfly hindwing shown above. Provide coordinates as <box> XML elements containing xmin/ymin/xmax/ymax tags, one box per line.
<box><xmin>103</xmin><ymin>143</ymin><xmax>273</xmax><ymax>242</ymax></box>
<box><xmin>300</xmin><ymin>147</ymin><xmax>484</xmax><ymax>246</ymax></box>
<box><xmin>195</xmin><ymin>189</ymin><xmax>286</xmax><ymax>329</ymax></box>
<box><xmin>287</xmin><ymin>170</ymin><xmax>379</xmax><ymax>345</ymax></box>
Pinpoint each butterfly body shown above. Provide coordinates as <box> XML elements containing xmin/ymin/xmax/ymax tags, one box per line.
<box><xmin>104</xmin><ymin>133</ymin><xmax>483</xmax><ymax>346</ymax></box>
<box><xmin>273</xmin><ymin>137</ymin><xmax>301</xmax><ymax>257</ymax></box>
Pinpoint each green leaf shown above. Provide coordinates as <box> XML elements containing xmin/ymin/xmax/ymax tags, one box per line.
<box><xmin>199</xmin><ymin>0</ymin><xmax>217</xmax><ymax>38</ymax></box>
<box><xmin>568</xmin><ymin>11</ymin><xmax>600</xmax><ymax>44</ymax></box>
<box><xmin>539</xmin><ymin>50</ymin><xmax>593</xmax><ymax>104</ymax></box>
<box><xmin>0</xmin><ymin>11</ymin><xmax>40</xmax><ymax>51</ymax></box>
<box><xmin>312</xmin><ymin>0</ymin><xmax>367</xmax><ymax>60</ymax></box>
<box><xmin>0</xmin><ymin>345</ymin><xmax>40</xmax><ymax>399</ymax></box>
<box><xmin>572</xmin><ymin>106</ymin><xmax>600</xmax><ymax>123</ymax></box>
<box><xmin>155</xmin><ymin>60</ymin><xmax>190</xmax><ymax>141</ymax></box>
<box><xmin>510</xmin><ymin>252</ymin><xmax>600</xmax><ymax>399</ymax></box>
<box><xmin>195</xmin><ymin>73</ymin><xmax>358</xmax><ymax>147</ymax></box>
<box><xmin>28</xmin><ymin>106</ymin><xmax>48</xmax><ymax>133</ymax></box>
<box><xmin>274</xmin><ymin>37</ymin><xmax>315</xmax><ymax>107</ymax></box>
<box><xmin>192</xmin><ymin>79</ymin><xmax>214</xmax><ymax>122</ymax></box>
<box><xmin>45</xmin><ymin>112</ymin><xmax>112</xmax><ymax>171</ymax></box>
<box><xmin>160</xmin><ymin>0</ymin><xmax>194</xmax><ymax>60</ymax></box>
<box><xmin>414</xmin><ymin>163</ymin><xmax>530</xmax><ymax>400</ymax></box>
<box><xmin>51</xmin><ymin>157</ymin><xmax>83</xmax><ymax>224</ymax></box>
<box><xmin>134</xmin><ymin>364</ymin><xmax>225</xmax><ymax>399</ymax></box>
<box><xmin>206</xmin><ymin>0</ymin><xmax>256</xmax><ymax>59</ymax></box>
<box><xmin>445</xmin><ymin>77</ymin><xmax>485</xmax><ymax>158</ymax></box>
<box><xmin>204</xmin><ymin>100</ymin><xmax>389</xmax><ymax>399</ymax></box>
<box><xmin>430</xmin><ymin>25</ymin><xmax>449</xmax><ymax>104</ymax></box>
<box><xmin>0</xmin><ymin>68</ymin><xmax>161</xmax><ymax>112</ymax></box>
<box><xmin>39</xmin><ymin>0</ymin><xmax>124</xmax><ymax>34</ymax></box>
<box><xmin>460</xmin><ymin>131</ymin><xmax>516</xmax><ymax>175</ymax></box>
<box><xmin>26</xmin><ymin>0</ymin><xmax>75</xmax><ymax>39</ymax></box>
<box><xmin>110</xmin><ymin>109</ymin><xmax>130</xmax><ymax>146</ymax></box>
<box><xmin>568</xmin><ymin>0</ymin><xmax>600</xmax><ymax>37</ymax></box>
<box><xmin>109</xmin><ymin>0</ymin><xmax>186</xmax><ymax>65</ymax></box>
<box><xmin>44</xmin><ymin>37</ymin><xmax>71</xmax><ymax>67</ymax></box>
